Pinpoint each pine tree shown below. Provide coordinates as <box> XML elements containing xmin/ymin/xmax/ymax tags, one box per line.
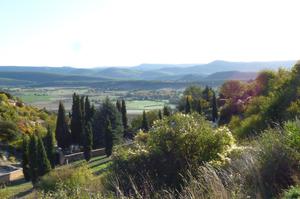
<box><xmin>71</xmin><ymin>93</ymin><xmax>83</xmax><ymax>145</ymax></box>
<box><xmin>185</xmin><ymin>96</ymin><xmax>192</xmax><ymax>114</ymax></box>
<box><xmin>55</xmin><ymin>101</ymin><xmax>71</xmax><ymax>149</ymax></box>
<box><xmin>28</xmin><ymin>135</ymin><xmax>38</xmax><ymax>184</ymax></box>
<box><xmin>83</xmin><ymin>122</ymin><xmax>93</xmax><ymax>161</ymax></box>
<box><xmin>22</xmin><ymin>134</ymin><xmax>31</xmax><ymax>181</ymax></box>
<box><xmin>163</xmin><ymin>105</ymin><xmax>171</xmax><ymax>116</ymax></box>
<box><xmin>212</xmin><ymin>92</ymin><xmax>219</xmax><ymax>123</ymax></box>
<box><xmin>121</xmin><ymin>99</ymin><xmax>128</xmax><ymax>130</ymax></box>
<box><xmin>116</xmin><ymin>100</ymin><xmax>122</xmax><ymax>112</ymax></box>
<box><xmin>36</xmin><ymin>136</ymin><xmax>51</xmax><ymax>177</ymax></box>
<box><xmin>44</xmin><ymin>126</ymin><xmax>56</xmax><ymax>168</ymax></box>
<box><xmin>196</xmin><ymin>99</ymin><xmax>202</xmax><ymax>114</ymax></box>
<box><xmin>158</xmin><ymin>109</ymin><xmax>163</xmax><ymax>119</ymax></box>
<box><xmin>142</xmin><ymin>110</ymin><xmax>149</xmax><ymax>131</ymax></box>
<box><xmin>105</xmin><ymin>118</ymin><xmax>113</xmax><ymax>157</ymax></box>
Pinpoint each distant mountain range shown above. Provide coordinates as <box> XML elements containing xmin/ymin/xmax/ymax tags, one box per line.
<box><xmin>0</xmin><ymin>60</ymin><xmax>295</xmax><ymax>89</ymax></box>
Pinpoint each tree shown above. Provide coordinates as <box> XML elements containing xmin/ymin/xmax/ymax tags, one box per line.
<box><xmin>83</xmin><ymin>122</ymin><xmax>93</xmax><ymax>161</ymax></box>
<box><xmin>28</xmin><ymin>135</ymin><xmax>38</xmax><ymax>184</ymax></box>
<box><xmin>185</xmin><ymin>96</ymin><xmax>192</xmax><ymax>114</ymax></box>
<box><xmin>36</xmin><ymin>135</ymin><xmax>51</xmax><ymax>177</ymax></box>
<box><xmin>212</xmin><ymin>92</ymin><xmax>219</xmax><ymax>123</ymax></box>
<box><xmin>116</xmin><ymin>100</ymin><xmax>122</xmax><ymax>112</ymax></box>
<box><xmin>55</xmin><ymin>102</ymin><xmax>71</xmax><ymax>149</ymax></box>
<box><xmin>93</xmin><ymin>97</ymin><xmax>123</xmax><ymax>148</ymax></box>
<box><xmin>163</xmin><ymin>105</ymin><xmax>171</xmax><ymax>117</ymax></box>
<box><xmin>44</xmin><ymin>126</ymin><xmax>56</xmax><ymax>168</ymax></box>
<box><xmin>80</xmin><ymin>95</ymin><xmax>85</xmax><ymax>121</ymax></box>
<box><xmin>158</xmin><ymin>109</ymin><xmax>163</xmax><ymax>119</ymax></box>
<box><xmin>71</xmin><ymin>93</ymin><xmax>83</xmax><ymax>145</ymax></box>
<box><xmin>22</xmin><ymin>134</ymin><xmax>30</xmax><ymax>181</ymax></box>
<box><xmin>196</xmin><ymin>99</ymin><xmax>202</xmax><ymax>114</ymax></box>
<box><xmin>105</xmin><ymin>118</ymin><xmax>113</xmax><ymax>157</ymax></box>
<box><xmin>142</xmin><ymin>110</ymin><xmax>149</xmax><ymax>131</ymax></box>
<box><xmin>85</xmin><ymin>96</ymin><xmax>94</xmax><ymax>123</ymax></box>
<box><xmin>121</xmin><ymin>99</ymin><xmax>128</xmax><ymax>130</ymax></box>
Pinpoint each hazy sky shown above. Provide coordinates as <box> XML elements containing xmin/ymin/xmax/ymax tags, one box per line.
<box><xmin>0</xmin><ymin>0</ymin><xmax>299</xmax><ymax>67</ymax></box>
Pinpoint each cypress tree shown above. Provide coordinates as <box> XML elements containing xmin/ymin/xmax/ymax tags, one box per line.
<box><xmin>196</xmin><ymin>99</ymin><xmax>202</xmax><ymax>114</ymax></box>
<box><xmin>85</xmin><ymin>96</ymin><xmax>93</xmax><ymax>123</ymax></box>
<box><xmin>212</xmin><ymin>92</ymin><xmax>219</xmax><ymax>123</ymax></box>
<box><xmin>163</xmin><ymin>105</ymin><xmax>171</xmax><ymax>116</ymax></box>
<box><xmin>36</xmin><ymin>136</ymin><xmax>51</xmax><ymax>177</ymax></box>
<box><xmin>105</xmin><ymin>118</ymin><xmax>113</xmax><ymax>157</ymax></box>
<box><xmin>28</xmin><ymin>135</ymin><xmax>38</xmax><ymax>184</ymax></box>
<box><xmin>158</xmin><ymin>109</ymin><xmax>163</xmax><ymax>119</ymax></box>
<box><xmin>22</xmin><ymin>134</ymin><xmax>30</xmax><ymax>181</ymax></box>
<box><xmin>55</xmin><ymin>101</ymin><xmax>71</xmax><ymax>149</ymax></box>
<box><xmin>44</xmin><ymin>126</ymin><xmax>56</xmax><ymax>168</ymax></box>
<box><xmin>83</xmin><ymin>122</ymin><xmax>93</xmax><ymax>161</ymax></box>
<box><xmin>185</xmin><ymin>96</ymin><xmax>192</xmax><ymax>114</ymax></box>
<box><xmin>141</xmin><ymin>110</ymin><xmax>149</xmax><ymax>131</ymax></box>
<box><xmin>71</xmin><ymin>93</ymin><xmax>83</xmax><ymax>145</ymax></box>
<box><xmin>116</xmin><ymin>100</ymin><xmax>122</xmax><ymax>112</ymax></box>
<box><xmin>121</xmin><ymin>99</ymin><xmax>128</xmax><ymax>130</ymax></box>
<box><xmin>80</xmin><ymin>95</ymin><xmax>85</xmax><ymax>122</ymax></box>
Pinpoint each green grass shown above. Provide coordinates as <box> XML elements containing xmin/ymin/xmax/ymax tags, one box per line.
<box><xmin>20</xmin><ymin>94</ymin><xmax>51</xmax><ymax>103</ymax></box>
<box><xmin>0</xmin><ymin>179</ymin><xmax>33</xmax><ymax>199</ymax></box>
<box><xmin>126</xmin><ymin>100</ymin><xmax>167</xmax><ymax>110</ymax></box>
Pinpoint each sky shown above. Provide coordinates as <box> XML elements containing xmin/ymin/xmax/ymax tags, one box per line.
<box><xmin>0</xmin><ymin>0</ymin><xmax>299</xmax><ymax>67</ymax></box>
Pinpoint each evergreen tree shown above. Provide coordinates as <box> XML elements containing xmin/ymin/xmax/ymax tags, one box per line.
<box><xmin>80</xmin><ymin>95</ymin><xmax>85</xmax><ymax>121</ymax></box>
<box><xmin>202</xmin><ymin>85</ymin><xmax>210</xmax><ymax>101</ymax></box>
<box><xmin>28</xmin><ymin>135</ymin><xmax>38</xmax><ymax>184</ymax></box>
<box><xmin>44</xmin><ymin>126</ymin><xmax>56</xmax><ymax>168</ymax></box>
<box><xmin>163</xmin><ymin>105</ymin><xmax>171</xmax><ymax>116</ymax></box>
<box><xmin>116</xmin><ymin>100</ymin><xmax>122</xmax><ymax>112</ymax></box>
<box><xmin>121</xmin><ymin>99</ymin><xmax>128</xmax><ymax>130</ymax></box>
<box><xmin>158</xmin><ymin>109</ymin><xmax>163</xmax><ymax>119</ymax></box>
<box><xmin>71</xmin><ymin>93</ymin><xmax>83</xmax><ymax>145</ymax></box>
<box><xmin>185</xmin><ymin>96</ymin><xmax>192</xmax><ymax>114</ymax></box>
<box><xmin>36</xmin><ymin>136</ymin><xmax>51</xmax><ymax>177</ymax></box>
<box><xmin>55</xmin><ymin>101</ymin><xmax>71</xmax><ymax>149</ymax></box>
<box><xmin>105</xmin><ymin>118</ymin><xmax>113</xmax><ymax>157</ymax></box>
<box><xmin>83</xmin><ymin>122</ymin><xmax>93</xmax><ymax>161</ymax></box>
<box><xmin>196</xmin><ymin>99</ymin><xmax>202</xmax><ymax>114</ymax></box>
<box><xmin>212</xmin><ymin>92</ymin><xmax>219</xmax><ymax>123</ymax></box>
<box><xmin>142</xmin><ymin>110</ymin><xmax>149</xmax><ymax>131</ymax></box>
<box><xmin>22</xmin><ymin>134</ymin><xmax>30</xmax><ymax>181</ymax></box>
<box><xmin>93</xmin><ymin>97</ymin><xmax>123</xmax><ymax>148</ymax></box>
<box><xmin>85</xmin><ymin>96</ymin><xmax>93</xmax><ymax>123</ymax></box>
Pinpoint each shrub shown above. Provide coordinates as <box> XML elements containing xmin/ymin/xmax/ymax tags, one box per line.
<box><xmin>281</xmin><ymin>186</ymin><xmax>300</xmax><ymax>199</ymax></box>
<box><xmin>110</xmin><ymin>113</ymin><xmax>235</xmax><ymax>194</ymax></box>
<box><xmin>37</xmin><ymin>163</ymin><xmax>93</xmax><ymax>193</ymax></box>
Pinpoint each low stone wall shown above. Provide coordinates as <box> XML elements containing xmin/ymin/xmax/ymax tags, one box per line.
<box><xmin>0</xmin><ymin>169</ymin><xmax>24</xmax><ymax>184</ymax></box>
<box><xmin>64</xmin><ymin>148</ymin><xmax>106</xmax><ymax>164</ymax></box>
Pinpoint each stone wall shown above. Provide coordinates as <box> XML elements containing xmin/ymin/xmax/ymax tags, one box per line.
<box><xmin>0</xmin><ymin>169</ymin><xmax>23</xmax><ymax>184</ymax></box>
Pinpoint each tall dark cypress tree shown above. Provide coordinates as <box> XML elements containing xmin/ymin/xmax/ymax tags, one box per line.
<box><xmin>55</xmin><ymin>101</ymin><xmax>71</xmax><ymax>149</ymax></box>
<box><xmin>28</xmin><ymin>135</ymin><xmax>38</xmax><ymax>184</ymax></box>
<box><xmin>36</xmin><ymin>136</ymin><xmax>51</xmax><ymax>177</ymax></box>
<box><xmin>83</xmin><ymin>122</ymin><xmax>93</xmax><ymax>161</ymax></box>
<box><xmin>85</xmin><ymin>96</ymin><xmax>93</xmax><ymax>123</ymax></box>
<box><xmin>44</xmin><ymin>126</ymin><xmax>56</xmax><ymax>168</ymax></box>
<box><xmin>121</xmin><ymin>99</ymin><xmax>128</xmax><ymax>130</ymax></box>
<box><xmin>80</xmin><ymin>95</ymin><xmax>85</xmax><ymax>122</ymax></box>
<box><xmin>71</xmin><ymin>93</ymin><xmax>83</xmax><ymax>145</ymax></box>
<box><xmin>163</xmin><ymin>105</ymin><xmax>171</xmax><ymax>116</ymax></box>
<box><xmin>22</xmin><ymin>134</ymin><xmax>31</xmax><ymax>181</ymax></box>
<box><xmin>158</xmin><ymin>109</ymin><xmax>163</xmax><ymax>119</ymax></box>
<box><xmin>105</xmin><ymin>118</ymin><xmax>113</xmax><ymax>157</ymax></box>
<box><xmin>185</xmin><ymin>96</ymin><xmax>192</xmax><ymax>114</ymax></box>
<box><xmin>196</xmin><ymin>99</ymin><xmax>202</xmax><ymax>114</ymax></box>
<box><xmin>116</xmin><ymin>100</ymin><xmax>122</xmax><ymax>112</ymax></box>
<box><xmin>212</xmin><ymin>92</ymin><xmax>219</xmax><ymax>123</ymax></box>
<box><xmin>141</xmin><ymin>110</ymin><xmax>149</xmax><ymax>131</ymax></box>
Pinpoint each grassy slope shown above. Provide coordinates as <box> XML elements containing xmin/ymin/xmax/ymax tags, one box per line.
<box><xmin>0</xmin><ymin>155</ymin><xmax>111</xmax><ymax>198</ymax></box>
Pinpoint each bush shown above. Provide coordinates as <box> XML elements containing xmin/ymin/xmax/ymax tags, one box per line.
<box><xmin>37</xmin><ymin>163</ymin><xmax>93</xmax><ymax>193</ymax></box>
<box><xmin>282</xmin><ymin>186</ymin><xmax>300</xmax><ymax>199</ymax></box>
<box><xmin>110</xmin><ymin>113</ymin><xmax>235</xmax><ymax>194</ymax></box>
